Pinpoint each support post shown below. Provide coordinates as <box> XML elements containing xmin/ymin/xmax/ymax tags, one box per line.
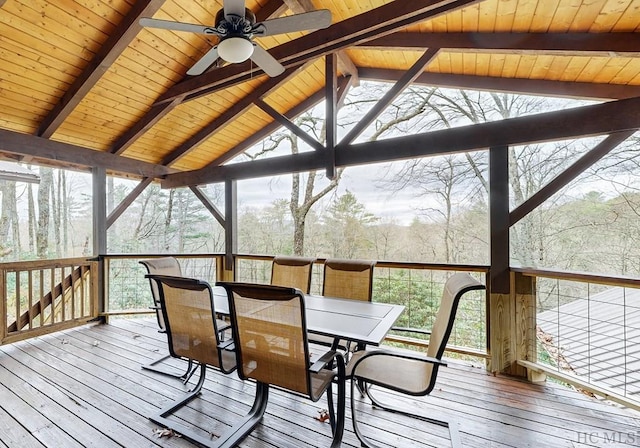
<box><xmin>224</xmin><ymin>179</ymin><xmax>237</xmax><ymax>281</ymax></box>
<box><xmin>513</xmin><ymin>271</ymin><xmax>545</xmax><ymax>382</ymax></box>
<box><xmin>325</xmin><ymin>53</ymin><xmax>337</xmax><ymax>179</ymax></box>
<box><xmin>488</xmin><ymin>146</ymin><xmax>523</xmax><ymax>375</ymax></box>
<box><xmin>92</xmin><ymin>167</ymin><xmax>107</xmax><ymax>319</ymax></box>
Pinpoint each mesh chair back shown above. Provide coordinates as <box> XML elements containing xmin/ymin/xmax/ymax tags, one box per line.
<box><xmin>423</xmin><ymin>273</ymin><xmax>485</xmax><ymax>389</ymax></box>
<box><xmin>223</xmin><ymin>283</ymin><xmax>312</xmax><ymax>396</ymax></box>
<box><xmin>270</xmin><ymin>256</ymin><xmax>315</xmax><ymax>293</ymax></box>
<box><xmin>322</xmin><ymin>259</ymin><xmax>375</xmax><ymax>301</ymax></box>
<box><xmin>140</xmin><ymin>257</ymin><xmax>181</xmax><ymax>331</ymax></box>
<box><xmin>151</xmin><ymin>275</ymin><xmax>234</xmax><ymax>373</ymax></box>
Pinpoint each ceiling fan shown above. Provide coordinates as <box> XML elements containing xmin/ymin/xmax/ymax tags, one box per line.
<box><xmin>140</xmin><ymin>0</ymin><xmax>332</xmax><ymax>77</ymax></box>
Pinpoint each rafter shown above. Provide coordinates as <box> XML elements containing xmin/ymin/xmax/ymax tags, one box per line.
<box><xmin>106</xmin><ymin>177</ymin><xmax>153</xmax><ymax>228</ymax></box>
<box><xmin>38</xmin><ymin>0</ymin><xmax>165</xmax><ymax>139</ymax></box>
<box><xmin>358</xmin><ymin>68</ymin><xmax>640</xmax><ymax>100</ymax></box>
<box><xmin>190</xmin><ymin>186</ymin><xmax>225</xmax><ymax>227</ymax></box>
<box><xmin>155</xmin><ymin>0</ymin><xmax>479</xmax><ymax>105</ymax></box>
<box><xmin>359</xmin><ymin>32</ymin><xmax>640</xmax><ymax>56</ymax></box>
<box><xmin>162</xmin><ymin>96</ymin><xmax>640</xmax><ymax>187</ymax></box>
<box><xmin>255</xmin><ymin>99</ymin><xmax>324</xmax><ymax>151</ymax></box>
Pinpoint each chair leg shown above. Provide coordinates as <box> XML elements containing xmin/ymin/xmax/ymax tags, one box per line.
<box><xmin>215</xmin><ymin>382</ymin><xmax>270</xmax><ymax>448</ymax></box>
<box><xmin>328</xmin><ymin>355</ymin><xmax>346</xmax><ymax>448</ymax></box>
<box><xmin>352</xmin><ymin>381</ymin><xmax>462</xmax><ymax>448</ymax></box>
<box><xmin>142</xmin><ymin>353</ymin><xmax>196</xmax><ymax>383</ymax></box>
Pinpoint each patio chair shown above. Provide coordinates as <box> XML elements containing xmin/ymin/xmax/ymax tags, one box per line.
<box><xmin>270</xmin><ymin>255</ymin><xmax>316</xmax><ymax>293</ymax></box>
<box><xmin>146</xmin><ymin>274</ymin><xmax>237</xmax><ymax>448</ymax></box>
<box><xmin>311</xmin><ymin>259</ymin><xmax>376</xmax><ymax>353</ymax></box>
<box><xmin>139</xmin><ymin>257</ymin><xmax>196</xmax><ymax>382</ymax></box>
<box><xmin>217</xmin><ymin>282</ymin><xmax>346</xmax><ymax>448</ymax></box>
<box><xmin>346</xmin><ymin>272</ymin><xmax>486</xmax><ymax>448</ymax></box>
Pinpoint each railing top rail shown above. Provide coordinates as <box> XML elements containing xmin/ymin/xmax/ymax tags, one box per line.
<box><xmin>235</xmin><ymin>254</ymin><xmax>489</xmax><ymax>273</ymax></box>
<box><xmin>0</xmin><ymin>257</ymin><xmax>96</xmax><ymax>271</ymax></box>
<box><xmin>512</xmin><ymin>266</ymin><xmax>640</xmax><ymax>288</ymax></box>
<box><xmin>101</xmin><ymin>253</ymin><xmax>222</xmax><ymax>260</ymax></box>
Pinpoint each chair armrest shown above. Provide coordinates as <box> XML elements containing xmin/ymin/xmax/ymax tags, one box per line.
<box><xmin>391</xmin><ymin>326</ymin><xmax>431</xmax><ymax>336</ymax></box>
<box><xmin>309</xmin><ymin>350</ymin><xmax>339</xmax><ymax>374</ymax></box>
<box><xmin>218</xmin><ymin>339</ymin><xmax>235</xmax><ymax>351</ymax></box>
<box><xmin>350</xmin><ymin>349</ymin><xmax>446</xmax><ymax>377</ymax></box>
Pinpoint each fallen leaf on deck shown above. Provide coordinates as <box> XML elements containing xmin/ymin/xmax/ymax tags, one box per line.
<box><xmin>315</xmin><ymin>409</ymin><xmax>330</xmax><ymax>423</ymax></box>
<box><xmin>92</xmin><ymin>341</ymin><xmax>100</xmax><ymax>347</ymax></box>
<box><xmin>152</xmin><ymin>428</ymin><xmax>181</xmax><ymax>438</ymax></box>
<box><xmin>61</xmin><ymin>339</ymin><xmax>69</xmax><ymax>344</ymax></box>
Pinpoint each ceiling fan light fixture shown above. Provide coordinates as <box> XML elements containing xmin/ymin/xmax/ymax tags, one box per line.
<box><xmin>218</xmin><ymin>37</ymin><xmax>254</xmax><ymax>63</ymax></box>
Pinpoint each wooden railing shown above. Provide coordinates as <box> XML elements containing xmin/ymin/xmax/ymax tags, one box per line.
<box><xmin>512</xmin><ymin>267</ymin><xmax>640</xmax><ymax>411</ymax></box>
<box><xmin>101</xmin><ymin>254</ymin><xmax>223</xmax><ymax>318</ymax></box>
<box><xmin>0</xmin><ymin>257</ymin><xmax>98</xmax><ymax>345</ymax></box>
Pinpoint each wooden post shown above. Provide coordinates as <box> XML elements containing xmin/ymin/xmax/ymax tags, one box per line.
<box><xmin>223</xmin><ymin>179</ymin><xmax>237</xmax><ymax>281</ymax></box>
<box><xmin>488</xmin><ymin>145</ymin><xmax>524</xmax><ymax>376</ymax></box>
<box><xmin>513</xmin><ymin>271</ymin><xmax>545</xmax><ymax>382</ymax></box>
<box><xmin>92</xmin><ymin>167</ymin><xmax>107</xmax><ymax>320</ymax></box>
<box><xmin>325</xmin><ymin>53</ymin><xmax>337</xmax><ymax>179</ymax></box>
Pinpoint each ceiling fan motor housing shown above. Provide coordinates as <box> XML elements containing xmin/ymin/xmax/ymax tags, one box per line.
<box><xmin>214</xmin><ymin>8</ymin><xmax>258</xmax><ymax>38</ymax></box>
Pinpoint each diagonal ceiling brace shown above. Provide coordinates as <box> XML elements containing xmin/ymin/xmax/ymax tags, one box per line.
<box><xmin>254</xmin><ymin>99</ymin><xmax>325</xmax><ymax>152</ymax></box>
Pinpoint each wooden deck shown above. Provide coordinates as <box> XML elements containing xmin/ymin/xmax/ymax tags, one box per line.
<box><xmin>0</xmin><ymin>319</ymin><xmax>638</xmax><ymax>448</ymax></box>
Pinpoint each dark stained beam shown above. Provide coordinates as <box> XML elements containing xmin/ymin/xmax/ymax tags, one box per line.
<box><xmin>254</xmin><ymin>99</ymin><xmax>325</xmax><ymax>151</ymax></box>
<box><xmin>358</xmin><ymin>68</ymin><xmax>640</xmax><ymax>100</ymax></box>
<box><xmin>190</xmin><ymin>186</ymin><xmax>225</xmax><ymax>227</ymax></box>
<box><xmin>224</xmin><ymin>179</ymin><xmax>237</xmax><ymax>270</ymax></box>
<box><xmin>106</xmin><ymin>177</ymin><xmax>153</xmax><ymax>228</ymax></box>
<box><xmin>509</xmin><ymin>131</ymin><xmax>635</xmax><ymax>226</ymax></box>
<box><xmin>341</xmin><ymin>48</ymin><xmax>439</xmax><ymax>145</ymax></box>
<box><xmin>0</xmin><ymin>129</ymin><xmax>174</xmax><ymax>178</ymax></box>
<box><xmin>155</xmin><ymin>0</ymin><xmax>479</xmax><ymax>105</ymax></box>
<box><xmin>359</xmin><ymin>32</ymin><xmax>640</xmax><ymax>55</ymax></box>
<box><xmin>489</xmin><ymin>146</ymin><xmax>510</xmax><ymax>294</ymax></box>
<box><xmin>255</xmin><ymin>0</ymin><xmax>288</xmax><ymax>21</ymax></box>
<box><xmin>161</xmin><ymin>64</ymin><xmax>303</xmax><ymax>166</ymax></box>
<box><xmin>325</xmin><ymin>53</ymin><xmax>337</xmax><ymax>179</ymax></box>
<box><xmin>162</xmin><ymin>96</ymin><xmax>640</xmax><ymax>187</ymax></box>
<box><xmin>38</xmin><ymin>0</ymin><xmax>165</xmax><ymax>139</ymax></box>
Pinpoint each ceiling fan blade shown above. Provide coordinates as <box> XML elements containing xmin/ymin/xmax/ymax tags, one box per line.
<box><xmin>139</xmin><ymin>18</ymin><xmax>216</xmax><ymax>35</ymax></box>
<box><xmin>187</xmin><ymin>46</ymin><xmax>220</xmax><ymax>76</ymax></box>
<box><xmin>250</xmin><ymin>44</ymin><xmax>285</xmax><ymax>77</ymax></box>
<box><xmin>224</xmin><ymin>0</ymin><xmax>246</xmax><ymax>18</ymax></box>
<box><xmin>259</xmin><ymin>10</ymin><xmax>331</xmax><ymax>36</ymax></box>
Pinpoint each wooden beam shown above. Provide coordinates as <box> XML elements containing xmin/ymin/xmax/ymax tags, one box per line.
<box><xmin>106</xmin><ymin>177</ymin><xmax>153</xmax><ymax>228</ymax></box>
<box><xmin>190</xmin><ymin>186</ymin><xmax>225</xmax><ymax>227</ymax></box>
<box><xmin>341</xmin><ymin>48</ymin><xmax>439</xmax><ymax>145</ymax></box>
<box><xmin>337</xmin><ymin>96</ymin><xmax>640</xmax><ymax>166</ymax></box>
<box><xmin>0</xmin><ymin>129</ymin><xmax>174</xmax><ymax>178</ymax></box>
<box><xmin>325</xmin><ymin>53</ymin><xmax>337</xmax><ymax>179</ymax></box>
<box><xmin>37</xmin><ymin>0</ymin><xmax>165</xmax><ymax>138</ymax></box>
<box><xmin>359</xmin><ymin>32</ymin><xmax>640</xmax><ymax>56</ymax></box>
<box><xmin>489</xmin><ymin>146</ymin><xmax>510</xmax><ymax>294</ymax></box>
<box><xmin>161</xmin><ymin>96</ymin><xmax>640</xmax><ymax>187</ymax></box>
<box><xmin>161</xmin><ymin>65</ymin><xmax>304</xmax><ymax>166</ymax></box>
<box><xmin>155</xmin><ymin>0</ymin><xmax>479</xmax><ymax>105</ymax></box>
<box><xmin>254</xmin><ymin>99</ymin><xmax>325</xmax><ymax>151</ymax></box>
<box><xmin>282</xmin><ymin>0</ymin><xmax>359</xmax><ymax>82</ymax></box>
<box><xmin>358</xmin><ymin>68</ymin><xmax>640</xmax><ymax>100</ymax></box>
<box><xmin>509</xmin><ymin>131</ymin><xmax>635</xmax><ymax>226</ymax></box>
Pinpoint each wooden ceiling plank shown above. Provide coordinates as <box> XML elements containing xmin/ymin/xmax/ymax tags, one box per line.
<box><xmin>162</xmin><ymin>96</ymin><xmax>640</xmax><ymax>187</ymax></box>
<box><xmin>155</xmin><ymin>0</ymin><xmax>480</xmax><ymax>105</ymax></box>
<box><xmin>358</xmin><ymin>32</ymin><xmax>640</xmax><ymax>55</ymax></box>
<box><xmin>358</xmin><ymin>67</ymin><xmax>640</xmax><ymax>100</ymax></box>
<box><xmin>161</xmin><ymin>64</ymin><xmax>304</xmax><ymax>166</ymax></box>
<box><xmin>0</xmin><ymin>129</ymin><xmax>174</xmax><ymax>178</ymax></box>
<box><xmin>341</xmin><ymin>48</ymin><xmax>440</xmax><ymax>145</ymax></box>
<box><xmin>509</xmin><ymin>130</ymin><xmax>635</xmax><ymax>226</ymax></box>
<box><xmin>37</xmin><ymin>0</ymin><xmax>165</xmax><ymax>139</ymax></box>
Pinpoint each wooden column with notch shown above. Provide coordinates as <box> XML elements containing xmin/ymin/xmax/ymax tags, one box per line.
<box><xmin>92</xmin><ymin>167</ymin><xmax>107</xmax><ymax>318</ymax></box>
<box><xmin>513</xmin><ymin>271</ymin><xmax>545</xmax><ymax>382</ymax></box>
<box><xmin>223</xmin><ymin>179</ymin><xmax>237</xmax><ymax>281</ymax></box>
<box><xmin>488</xmin><ymin>146</ymin><xmax>521</xmax><ymax>375</ymax></box>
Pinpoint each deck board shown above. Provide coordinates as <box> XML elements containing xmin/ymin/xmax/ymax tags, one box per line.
<box><xmin>0</xmin><ymin>318</ymin><xmax>639</xmax><ymax>448</ymax></box>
